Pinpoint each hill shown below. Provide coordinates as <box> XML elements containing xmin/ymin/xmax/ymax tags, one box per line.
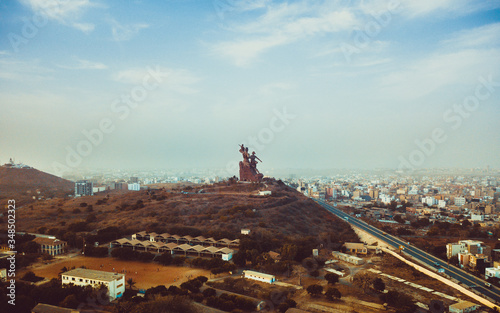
<box><xmin>0</xmin><ymin>166</ymin><xmax>74</xmax><ymax>205</ymax></box>
<box><xmin>13</xmin><ymin>179</ymin><xmax>358</xmax><ymax>248</ymax></box>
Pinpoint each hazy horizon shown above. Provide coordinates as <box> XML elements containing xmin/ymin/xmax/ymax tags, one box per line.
<box><xmin>1</xmin><ymin>0</ymin><xmax>500</xmax><ymax>177</ymax></box>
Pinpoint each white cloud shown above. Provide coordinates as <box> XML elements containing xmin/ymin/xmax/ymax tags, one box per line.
<box><xmin>396</xmin><ymin>0</ymin><xmax>500</xmax><ymax>17</ymax></box>
<box><xmin>379</xmin><ymin>49</ymin><xmax>500</xmax><ymax>100</ymax></box>
<box><xmin>19</xmin><ymin>0</ymin><xmax>97</xmax><ymax>33</ymax></box>
<box><xmin>259</xmin><ymin>82</ymin><xmax>293</xmax><ymax>95</ymax></box>
<box><xmin>0</xmin><ymin>58</ymin><xmax>53</xmax><ymax>81</ymax></box>
<box><xmin>441</xmin><ymin>23</ymin><xmax>500</xmax><ymax>49</ymax></box>
<box><xmin>113</xmin><ymin>67</ymin><xmax>199</xmax><ymax>94</ymax></box>
<box><xmin>212</xmin><ymin>2</ymin><xmax>359</xmax><ymax>66</ymax></box>
<box><xmin>110</xmin><ymin>19</ymin><xmax>149</xmax><ymax>41</ymax></box>
<box><xmin>58</xmin><ymin>57</ymin><xmax>107</xmax><ymax>70</ymax></box>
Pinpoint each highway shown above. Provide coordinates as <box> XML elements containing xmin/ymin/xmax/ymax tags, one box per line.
<box><xmin>314</xmin><ymin>199</ymin><xmax>500</xmax><ymax>304</ymax></box>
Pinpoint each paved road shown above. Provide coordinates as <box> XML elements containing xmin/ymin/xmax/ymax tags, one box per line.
<box><xmin>314</xmin><ymin>199</ymin><xmax>500</xmax><ymax>304</ymax></box>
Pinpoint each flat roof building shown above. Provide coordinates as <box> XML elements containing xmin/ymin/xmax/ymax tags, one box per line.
<box><xmin>243</xmin><ymin>270</ymin><xmax>276</xmax><ymax>284</ymax></box>
<box><xmin>61</xmin><ymin>268</ymin><xmax>124</xmax><ymax>301</ymax></box>
<box><xmin>449</xmin><ymin>301</ymin><xmax>480</xmax><ymax>313</ymax></box>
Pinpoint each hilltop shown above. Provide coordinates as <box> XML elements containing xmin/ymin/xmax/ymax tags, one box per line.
<box><xmin>14</xmin><ymin>179</ymin><xmax>357</xmax><ymax>245</ymax></box>
<box><xmin>0</xmin><ymin>166</ymin><xmax>74</xmax><ymax>205</ymax></box>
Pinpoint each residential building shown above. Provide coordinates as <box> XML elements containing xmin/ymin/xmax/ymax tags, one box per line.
<box><xmin>471</xmin><ymin>213</ymin><xmax>484</xmax><ymax>222</ymax></box>
<box><xmin>344</xmin><ymin>243</ymin><xmax>368</xmax><ymax>255</ymax></box>
<box><xmin>485</xmin><ymin>266</ymin><xmax>500</xmax><ymax>279</ymax></box>
<box><xmin>128</xmin><ymin>183</ymin><xmax>140</xmax><ymax>191</ymax></box>
<box><xmin>33</xmin><ymin>237</ymin><xmax>67</xmax><ymax>256</ymax></box>
<box><xmin>75</xmin><ymin>180</ymin><xmax>93</xmax><ymax>197</ymax></box>
<box><xmin>243</xmin><ymin>270</ymin><xmax>276</xmax><ymax>284</ymax></box>
<box><xmin>332</xmin><ymin>251</ymin><xmax>365</xmax><ymax>265</ymax></box>
<box><xmin>447</xmin><ymin>243</ymin><xmax>462</xmax><ymax>259</ymax></box>
<box><xmin>448</xmin><ymin>240</ymin><xmax>492</xmax><ymax>260</ymax></box>
<box><xmin>455</xmin><ymin>197</ymin><xmax>466</xmax><ymax>206</ymax></box>
<box><xmin>61</xmin><ymin>268</ymin><xmax>125</xmax><ymax>301</ymax></box>
<box><xmin>449</xmin><ymin>301</ymin><xmax>480</xmax><ymax>313</ymax></box>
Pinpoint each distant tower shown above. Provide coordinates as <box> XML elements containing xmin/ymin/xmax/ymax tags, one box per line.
<box><xmin>75</xmin><ymin>180</ymin><xmax>93</xmax><ymax>197</ymax></box>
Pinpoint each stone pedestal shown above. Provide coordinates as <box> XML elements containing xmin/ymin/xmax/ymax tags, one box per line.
<box><xmin>239</xmin><ymin>161</ymin><xmax>263</xmax><ymax>182</ymax></box>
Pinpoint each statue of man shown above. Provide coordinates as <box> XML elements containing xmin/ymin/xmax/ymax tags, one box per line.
<box><xmin>239</xmin><ymin>144</ymin><xmax>250</xmax><ymax>165</ymax></box>
<box><xmin>249</xmin><ymin>151</ymin><xmax>262</xmax><ymax>173</ymax></box>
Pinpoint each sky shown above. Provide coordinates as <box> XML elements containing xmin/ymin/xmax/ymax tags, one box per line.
<box><xmin>0</xmin><ymin>0</ymin><xmax>499</xmax><ymax>176</ymax></box>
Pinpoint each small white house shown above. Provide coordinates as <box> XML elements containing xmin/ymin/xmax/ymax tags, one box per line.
<box><xmin>241</xmin><ymin>229</ymin><xmax>251</xmax><ymax>235</ymax></box>
<box><xmin>485</xmin><ymin>266</ymin><xmax>500</xmax><ymax>279</ymax></box>
<box><xmin>243</xmin><ymin>270</ymin><xmax>276</xmax><ymax>284</ymax></box>
<box><xmin>61</xmin><ymin>268</ymin><xmax>125</xmax><ymax>301</ymax></box>
<box><xmin>258</xmin><ymin>191</ymin><xmax>272</xmax><ymax>196</ymax></box>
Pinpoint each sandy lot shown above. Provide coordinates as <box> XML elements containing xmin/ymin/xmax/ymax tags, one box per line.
<box><xmin>21</xmin><ymin>255</ymin><xmax>212</xmax><ymax>289</ymax></box>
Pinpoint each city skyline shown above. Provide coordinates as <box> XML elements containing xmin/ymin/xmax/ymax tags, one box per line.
<box><xmin>1</xmin><ymin>0</ymin><xmax>500</xmax><ymax>176</ymax></box>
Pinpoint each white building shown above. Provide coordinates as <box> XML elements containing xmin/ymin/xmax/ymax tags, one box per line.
<box><xmin>379</xmin><ymin>194</ymin><xmax>394</xmax><ymax>205</ymax></box>
<box><xmin>455</xmin><ymin>197</ymin><xmax>466</xmax><ymax>206</ymax></box>
<box><xmin>447</xmin><ymin>243</ymin><xmax>462</xmax><ymax>259</ymax></box>
<box><xmin>438</xmin><ymin>200</ymin><xmax>447</xmax><ymax>208</ymax></box>
<box><xmin>471</xmin><ymin>213</ymin><xmax>484</xmax><ymax>222</ymax></box>
<box><xmin>61</xmin><ymin>268</ymin><xmax>125</xmax><ymax>301</ymax></box>
<box><xmin>128</xmin><ymin>183</ymin><xmax>140</xmax><ymax>191</ymax></box>
<box><xmin>485</xmin><ymin>266</ymin><xmax>500</xmax><ymax>279</ymax></box>
<box><xmin>243</xmin><ymin>270</ymin><xmax>276</xmax><ymax>284</ymax></box>
<box><xmin>422</xmin><ymin>196</ymin><xmax>438</xmax><ymax>206</ymax></box>
<box><xmin>332</xmin><ymin>251</ymin><xmax>365</xmax><ymax>265</ymax></box>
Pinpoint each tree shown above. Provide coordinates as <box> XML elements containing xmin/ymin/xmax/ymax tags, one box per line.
<box><xmin>324</xmin><ymin>273</ymin><xmax>339</xmax><ymax>285</ymax></box>
<box><xmin>127</xmin><ymin>278</ymin><xmax>136</xmax><ymax>290</ymax></box>
<box><xmin>394</xmin><ymin>215</ymin><xmax>404</xmax><ymax>224</ymax></box>
<box><xmin>280</xmin><ymin>244</ymin><xmax>298</xmax><ymax>261</ymax></box>
<box><xmin>381</xmin><ymin>290</ymin><xmax>416</xmax><ymax>313</ymax></box>
<box><xmin>130</xmin><ymin>296</ymin><xmax>197</xmax><ymax>313</ymax></box>
<box><xmin>59</xmin><ymin>294</ymin><xmax>80</xmax><ymax>309</ymax></box>
<box><xmin>373</xmin><ymin>277</ymin><xmax>385</xmax><ymax>292</ymax></box>
<box><xmin>203</xmin><ymin>288</ymin><xmax>217</xmax><ymax>298</ymax></box>
<box><xmin>310</xmin><ymin>269</ymin><xmax>320</xmax><ymax>277</ymax></box>
<box><xmin>156</xmin><ymin>252</ymin><xmax>173</xmax><ymax>265</ymax></box>
<box><xmin>306</xmin><ymin>284</ymin><xmax>323</xmax><ymax>297</ymax></box>
<box><xmin>232</xmin><ymin>251</ymin><xmax>246</xmax><ymax>267</ymax></box>
<box><xmin>325</xmin><ymin>287</ymin><xmax>341</xmax><ymax>300</ymax></box>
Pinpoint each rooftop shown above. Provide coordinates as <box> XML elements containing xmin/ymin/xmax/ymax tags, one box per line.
<box><xmin>62</xmin><ymin>268</ymin><xmax>124</xmax><ymax>282</ymax></box>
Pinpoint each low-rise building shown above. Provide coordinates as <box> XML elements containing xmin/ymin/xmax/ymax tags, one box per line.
<box><xmin>61</xmin><ymin>268</ymin><xmax>125</xmax><ymax>301</ymax></box>
<box><xmin>33</xmin><ymin>237</ymin><xmax>67</xmax><ymax>256</ymax></box>
<box><xmin>485</xmin><ymin>266</ymin><xmax>500</xmax><ymax>279</ymax></box>
<box><xmin>243</xmin><ymin>270</ymin><xmax>276</xmax><ymax>284</ymax></box>
<box><xmin>332</xmin><ymin>251</ymin><xmax>365</xmax><ymax>265</ymax></box>
<box><xmin>448</xmin><ymin>301</ymin><xmax>480</xmax><ymax>313</ymax></box>
<box><xmin>344</xmin><ymin>243</ymin><xmax>368</xmax><ymax>255</ymax></box>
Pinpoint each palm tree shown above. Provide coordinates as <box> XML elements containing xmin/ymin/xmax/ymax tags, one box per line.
<box><xmin>59</xmin><ymin>266</ymin><xmax>68</xmax><ymax>276</ymax></box>
<box><xmin>127</xmin><ymin>277</ymin><xmax>136</xmax><ymax>290</ymax></box>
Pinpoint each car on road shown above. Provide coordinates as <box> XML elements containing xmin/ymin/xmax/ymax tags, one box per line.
<box><xmin>434</xmin><ymin>262</ymin><xmax>441</xmax><ymax>268</ymax></box>
<box><xmin>485</xmin><ymin>282</ymin><xmax>492</xmax><ymax>288</ymax></box>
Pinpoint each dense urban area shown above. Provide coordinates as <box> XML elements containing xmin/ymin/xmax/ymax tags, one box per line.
<box><xmin>1</xmin><ymin>159</ymin><xmax>500</xmax><ymax>313</ymax></box>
